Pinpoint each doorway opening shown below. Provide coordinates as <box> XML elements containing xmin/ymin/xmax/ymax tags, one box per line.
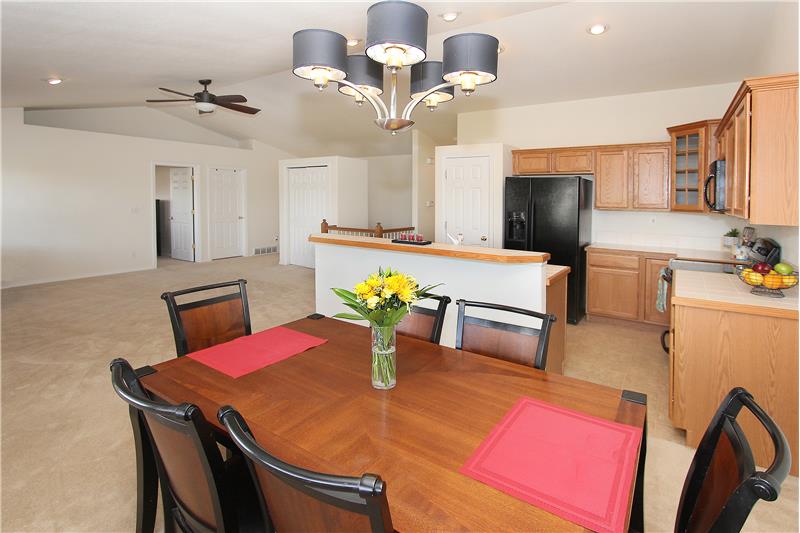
<box><xmin>155</xmin><ymin>164</ymin><xmax>196</xmax><ymax>266</ymax></box>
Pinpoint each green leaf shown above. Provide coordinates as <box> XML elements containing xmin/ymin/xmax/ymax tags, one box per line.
<box><xmin>332</xmin><ymin>288</ymin><xmax>359</xmax><ymax>304</ymax></box>
<box><xmin>342</xmin><ymin>302</ymin><xmax>369</xmax><ymax>318</ymax></box>
<box><xmin>333</xmin><ymin>313</ymin><xmax>366</xmax><ymax>321</ymax></box>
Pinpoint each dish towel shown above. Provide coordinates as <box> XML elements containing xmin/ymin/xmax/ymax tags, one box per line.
<box><xmin>656</xmin><ymin>267</ymin><xmax>669</xmax><ymax>313</ymax></box>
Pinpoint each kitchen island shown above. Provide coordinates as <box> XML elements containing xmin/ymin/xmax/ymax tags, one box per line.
<box><xmin>309</xmin><ymin>234</ymin><xmax>551</xmax><ymax>348</ymax></box>
<box><xmin>670</xmin><ymin>269</ymin><xmax>798</xmax><ymax>474</ymax></box>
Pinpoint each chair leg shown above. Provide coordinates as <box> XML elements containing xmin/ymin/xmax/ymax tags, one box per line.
<box><xmin>131</xmin><ymin>410</ymin><xmax>158</xmax><ymax>533</ymax></box>
<box><xmin>630</xmin><ymin>414</ymin><xmax>647</xmax><ymax>533</ymax></box>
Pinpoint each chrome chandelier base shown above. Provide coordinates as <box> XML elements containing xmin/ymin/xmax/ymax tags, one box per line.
<box><xmin>375</xmin><ymin>117</ymin><xmax>414</xmax><ymax>132</ymax></box>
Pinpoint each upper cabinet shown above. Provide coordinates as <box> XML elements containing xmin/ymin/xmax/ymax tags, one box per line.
<box><xmin>716</xmin><ymin>74</ymin><xmax>798</xmax><ymax>226</ymax></box>
<box><xmin>514</xmin><ymin>143</ymin><xmax>671</xmax><ymax>211</ymax></box>
<box><xmin>666</xmin><ymin>120</ymin><xmax>719</xmax><ymax>212</ymax></box>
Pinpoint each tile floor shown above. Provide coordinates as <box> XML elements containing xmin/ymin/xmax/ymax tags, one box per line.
<box><xmin>1</xmin><ymin>255</ymin><xmax>796</xmax><ymax>532</ymax></box>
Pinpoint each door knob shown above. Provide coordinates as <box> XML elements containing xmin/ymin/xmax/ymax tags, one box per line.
<box><xmin>481</xmin><ymin>236</ymin><xmax>488</xmax><ymax>241</ymax></box>
<box><xmin>170</xmin><ymin>216</ymin><xmax>174</xmax><ymax>220</ymax></box>
<box><xmin>238</xmin><ymin>216</ymin><xmax>244</xmax><ymax>220</ymax></box>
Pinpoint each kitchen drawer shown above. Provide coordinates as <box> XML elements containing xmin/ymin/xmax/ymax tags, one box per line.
<box><xmin>587</xmin><ymin>252</ymin><xmax>640</xmax><ymax>270</ymax></box>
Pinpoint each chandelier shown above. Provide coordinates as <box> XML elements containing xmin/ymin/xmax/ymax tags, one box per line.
<box><xmin>292</xmin><ymin>0</ymin><xmax>499</xmax><ymax>134</ymax></box>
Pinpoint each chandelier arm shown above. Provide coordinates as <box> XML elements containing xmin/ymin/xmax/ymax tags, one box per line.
<box><xmin>336</xmin><ymin>79</ymin><xmax>388</xmax><ymax>119</ymax></box>
<box><xmin>402</xmin><ymin>81</ymin><xmax>459</xmax><ymax>120</ymax></box>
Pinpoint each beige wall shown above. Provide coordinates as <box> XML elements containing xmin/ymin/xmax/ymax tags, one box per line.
<box><xmin>2</xmin><ymin>108</ymin><xmax>294</xmax><ymax>287</ymax></box>
<box><xmin>411</xmin><ymin>130</ymin><xmax>436</xmax><ymax>238</ymax></box>
<box><xmin>365</xmin><ymin>155</ymin><xmax>412</xmax><ymax>229</ymax></box>
<box><xmin>25</xmin><ymin>106</ymin><xmax>241</xmax><ymax>148</ymax></box>
<box><xmin>456</xmin><ymin>82</ymin><xmax>798</xmax><ymax>263</ymax></box>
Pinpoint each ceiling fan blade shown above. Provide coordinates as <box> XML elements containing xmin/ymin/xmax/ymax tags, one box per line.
<box><xmin>215</xmin><ymin>95</ymin><xmax>247</xmax><ymax>104</ymax></box>
<box><xmin>217</xmin><ymin>102</ymin><xmax>260</xmax><ymax>115</ymax></box>
<box><xmin>146</xmin><ymin>98</ymin><xmax>195</xmax><ymax>102</ymax></box>
<box><xmin>158</xmin><ymin>87</ymin><xmax>195</xmax><ymax>98</ymax></box>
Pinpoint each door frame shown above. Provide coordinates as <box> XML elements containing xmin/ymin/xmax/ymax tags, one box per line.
<box><xmin>434</xmin><ymin>144</ymin><xmax>512</xmax><ymax>248</ymax></box>
<box><xmin>207</xmin><ymin>166</ymin><xmax>248</xmax><ymax>259</ymax></box>
<box><xmin>150</xmin><ymin>161</ymin><xmax>201</xmax><ymax>268</ymax></box>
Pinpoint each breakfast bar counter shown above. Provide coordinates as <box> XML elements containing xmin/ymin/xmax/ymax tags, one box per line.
<box><xmin>309</xmin><ymin>234</ymin><xmax>552</xmax><ymax>347</ymax></box>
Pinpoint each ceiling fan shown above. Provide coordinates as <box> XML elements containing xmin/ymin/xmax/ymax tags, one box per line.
<box><xmin>146</xmin><ymin>79</ymin><xmax>260</xmax><ymax>115</ymax></box>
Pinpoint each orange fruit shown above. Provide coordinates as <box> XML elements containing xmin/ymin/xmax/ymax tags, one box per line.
<box><xmin>763</xmin><ymin>273</ymin><xmax>783</xmax><ymax>290</ymax></box>
<box><xmin>780</xmin><ymin>275</ymin><xmax>798</xmax><ymax>289</ymax></box>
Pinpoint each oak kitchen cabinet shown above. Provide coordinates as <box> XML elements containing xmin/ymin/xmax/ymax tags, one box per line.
<box><xmin>545</xmin><ymin>265</ymin><xmax>570</xmax><ymax>375</ymax></box>
<box><xmin>670</xmin><ymin>270</ymin><xmax>798</xmax><ymax>475</ymax></box>
<box><xmin>666</xmin><ymin>119</ymin><xmax>720</xmax><ymax>212</ymax></box>
<box><xmin>587</xmin><ymin>247</ymin><xmax>672</xmax><ymax>326</ymax></box>
<box><xmin>513</xmin><ymin>143</ymin><xmax>671</xmax><ymax>211</ymax></box>
<box><xmin>715</xmin><ymin>74</ymin><xmax>798</xmax><ymax>226</ymax></box>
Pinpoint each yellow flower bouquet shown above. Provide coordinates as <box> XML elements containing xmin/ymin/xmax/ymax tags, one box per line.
<box><xmin>332</xmin><ymin>267</ymin><xmax>441</xmax><ymax>389</ymax></box>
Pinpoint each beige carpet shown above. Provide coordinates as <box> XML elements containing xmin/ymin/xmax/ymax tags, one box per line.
<box><xmin>1</xmin><ymin>255</ymin><xmax>796</xmax><ymax>532</ymax></box>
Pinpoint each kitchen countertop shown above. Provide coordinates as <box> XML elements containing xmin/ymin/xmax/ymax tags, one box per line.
<box><xmin>309</xmin><ymin>234</ymin><xmax>551</xmax><ymax>264</ymax></box>
<box><xmin>672</xmin><ymin>270</ymin><xmax>798</xmax><ymax>319</ymax></box>
<box><xmin>545</xmin><ymin>264</ymin><xmax>570</xmax><ymax>286</ymax></box>
<box><xmin>588</xmin><ymin>243</ymin><xmax>747</xmax><ymax>264</ymax></box>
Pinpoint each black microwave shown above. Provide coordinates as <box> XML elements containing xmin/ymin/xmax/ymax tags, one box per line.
<box><xmin>704</xmin><ymin>160</ymin><xmax>726</xmax><ymax>212</ymax></box>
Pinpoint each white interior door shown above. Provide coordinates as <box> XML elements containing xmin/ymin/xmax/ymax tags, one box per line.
<box><xmin>209</xmin><ymin>168</ymin><xmax>244</xmax><ymax>259</ymax></box>
<box><xmin>442</xmin><ymin>156</ymin><xmax>491</xmax><ymax>246</ymax></box>
<box><xmin>169</xmin><ymin>167</ymin><xmax>194</xmax><ymax>261</ymax></box>
<box><xmin>288</xmin><ymin>166</ymin><xmax>328</xmax><ymax>268</ymax></box>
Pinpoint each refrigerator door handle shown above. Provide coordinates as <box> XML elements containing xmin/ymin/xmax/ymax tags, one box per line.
<box><xmin>528</xmin><ymin>199</ymin><xmax>535</xmax><ymax>251</ymax></box>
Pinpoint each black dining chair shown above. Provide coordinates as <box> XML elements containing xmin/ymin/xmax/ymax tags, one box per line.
<box><xmin>674</xmin><ymin>387</ymin><xmax>791</xmax><ymax>532</ymax></box>
<box><xmin>218</xmin><ymin>405</ymin><xmax>394</xmax><ymax>533</ymax></box>
<box><xmin>110</xmin><ymin>358</ymin><xmax>265</xmax><ymax>533</ymax></box>
<box><xmin>396</xmin><ymin>294</ymin><xmax>451</xmax><ymax>344</ymax></box>
<box><xmin>161</xmin><ymin>279</ymin><xmax>252</xmax><ymax>356</ymax></box>
<box><xmin>454</xmin><ymin>299</ymin><xmax>556</xmax><ymax>371</ymax></box>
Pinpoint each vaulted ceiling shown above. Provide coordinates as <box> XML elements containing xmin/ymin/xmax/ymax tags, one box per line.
<box><xmin>3</xmin><ymin>1</ymin><xmax>797</xmax><ymax>157</ymax></box>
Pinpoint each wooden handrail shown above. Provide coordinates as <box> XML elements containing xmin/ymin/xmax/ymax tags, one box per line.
<box><xmin>321</xmin><ymin>219</ymin><xmax>414</xmax><ymax>238</ymax></box>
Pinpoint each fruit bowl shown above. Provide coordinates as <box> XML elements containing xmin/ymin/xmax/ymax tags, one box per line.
<box><xmin>735</xmin><ymin>265</ymin><xmax>798</xmax><ymax>298</ymax></box>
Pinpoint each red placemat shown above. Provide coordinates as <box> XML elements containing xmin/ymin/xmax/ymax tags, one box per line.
<box><xmin>187</xmin><ymin>326</ymin><xmax>327</xmax><ymax>378</ymax></box>
<box><xmin>460</xmin><ymin>396</ymin><xmax>642</xmax><ymax>533</ymax></box>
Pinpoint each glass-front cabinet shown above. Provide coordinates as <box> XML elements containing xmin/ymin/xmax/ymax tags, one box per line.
<box><xmin>667</xmin><ymin>120</ymin><xmax>720</xmax><ymax>212</ymax></box>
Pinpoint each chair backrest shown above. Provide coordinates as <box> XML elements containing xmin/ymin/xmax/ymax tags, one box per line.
<box><xmin>396</xmin><ymin>295</ymin><xmax>451</xmax><ymax>344</ymax></box>
<box><xmin>110</xmin><ymin>358</ymin><xmax>235</xmax><ymax>533</ymax></box>
<box><xmin>675</xmin><ymin>387</ymin><xmax>791</xmax><ymax>533</ymax></box>
<box><xmin>454</xmin><ymin>299</ymin><xmax>556</xmax><ymax>370</ymax></box>
<box><xmin>161</xmin><ymin>279</ymin><xmax>251</xmax><ymax>356</ymax></box>
<box><xmin>218</xmin><ymin>406</ymin><xmax>394</xmax><ymax>533</ymax></box>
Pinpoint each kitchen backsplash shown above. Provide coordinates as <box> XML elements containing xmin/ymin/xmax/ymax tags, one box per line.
<box><xmin>592</xmin><ymin>210</ymin><xmax>798</xmax><ymax>264</ymax></box>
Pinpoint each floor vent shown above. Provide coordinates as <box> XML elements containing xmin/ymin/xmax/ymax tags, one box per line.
<box><xmin>254</xmin><ymin>246</ymin><xmax>278</xmax><ymax>255</ymax></box>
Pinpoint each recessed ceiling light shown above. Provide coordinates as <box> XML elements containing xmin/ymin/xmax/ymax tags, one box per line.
<box><xmin>346</xmin><ymin>38</ymin><xmax>361</xmax><ymax>47</ymax></box>
<box><xmin>46</xmin><ymin>77</ymin><xmax>62</xmax><ymax>85</ymax></box>
<box><xmin>440</xmin><ymin>12</ymin><xmax>460</xmax><ymax>22</ymax></box>
<box><xmin>587</xmin><ymin>24</ymin><xmax>608</xmax><ymax>35</ymax></box>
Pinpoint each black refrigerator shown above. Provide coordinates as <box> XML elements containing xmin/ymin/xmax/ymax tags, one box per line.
<box><xmin>504</xmin><ymin>175</ymin><xmax>593</xmax><ymax>324</ymax></box>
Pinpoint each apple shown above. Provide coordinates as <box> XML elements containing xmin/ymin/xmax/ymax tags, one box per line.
<box><xmin>774</xmin><ymin>263</ymin><xmax>793</xmax><ymax>275</ymax></box>
<box><xmin>753</xmin><ymin>262</ymin><xmax>772</xmax><ymax>274</ymax></box>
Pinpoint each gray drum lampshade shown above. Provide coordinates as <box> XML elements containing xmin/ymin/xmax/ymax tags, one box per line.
<box><xmin>338</xmin><ymin>55</ymin><xmax>384</xmax><ymax>97</ymax></box>
<box><xmin>292</xmin><ymin>29</ymin><xmax>348</xmax><ymax>81</ymax></box>
<box><xmin>410</xmin><ymin>61</ymin><xmax>453</xmax><ymax>102</ymax></box>
<box><xmin>442</xmin><ymin>33</ymin><xmax>499</xmax><ymax>85</ymax></box>
<box><xmin>365</xmin><ymin>0</ymin><xmax>428</xmax><ymax>67</ymax></box>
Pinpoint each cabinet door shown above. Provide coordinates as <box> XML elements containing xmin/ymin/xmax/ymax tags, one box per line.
<box><xmin>671</xmin><ymin>128</ymin><xmax>705</xmax><ymax>211</ymax></box>
<box><xmin>723</xmin><ymin>121</ymin><xmax>736</xmax><ymax>212</ymax></box>
<box><xmin>633</xmin><ymin>146</ymin><xmax>670</xmax><ymax>209</ymax></box>
<box><xmin>644</xmin><ymin>258</ymin><xmax>671</xmax><ymax>325</ymax></box>
<box><xmin>514</xmin><ymin>151</ymin><xmax>550</xmax><ymax>175</ymax></box>
<box><xmin>595</xmin><ymin>149</ymin><xmax>629</xmax><ymax>209</ymax></box>
<box><xmin>587</xmin><ymin>266</ymin><xmax>640</xmax><ymax>320</ymax></box>
<box><xmin>552</xmin><ymin>150</ymin><xmax>594</xmax><ymax>173</ymax></box>
<box><xmin>731</xmin><ymin>93</ymin><xmax>751</xmax><ymax>218</ymax></box>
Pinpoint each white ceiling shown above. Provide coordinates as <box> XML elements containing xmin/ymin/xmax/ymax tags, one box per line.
<box><xmin>3</xmin><ymin>1</ymin><xmax>797</xmax><ymax>157</ymax></box>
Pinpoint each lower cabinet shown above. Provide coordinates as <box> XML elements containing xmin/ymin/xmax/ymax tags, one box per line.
<box><xmin>587</xmin><ymin>248</ymin><xmax>673</xmax><ymax>325</ymax></box>
<box><xmin>545</xmin><ymin>271</ymin><xmax>568</xmax><ymax>374</ymax></box>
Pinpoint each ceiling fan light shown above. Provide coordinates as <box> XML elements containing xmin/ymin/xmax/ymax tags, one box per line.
<box><xmin>365</xmin><ymin>1</ymin><xmax>428</xmax><ymax>67</ymax></box>
<box><xmin>293</xmin><ymin>29</ymin><xmax>348</xmax><ymax>83</ymax></box>
<box><xmin>442</xmin><ymin>33</ymin><xmax>499</xmax><ymax>92</ymax></box>
<box><xmin>194</xmin><ymin>101</ymin><xmax>217</xmax><ymax>113</ymax></box>
<box><xmin>410</xmin><ymin>60</ymin><xmax>454</xmax><ymax>104</ymax></box>
<box><xmin>338</xmin><ymin>55</ymin><xmax>384</xmax><ymax>98</ymax></box>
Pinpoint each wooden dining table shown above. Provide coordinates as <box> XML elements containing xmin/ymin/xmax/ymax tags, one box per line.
<box><xmin>140</xmin><ymin>316</ymin><xmax>647</xmax><ymax>532</ymax></box>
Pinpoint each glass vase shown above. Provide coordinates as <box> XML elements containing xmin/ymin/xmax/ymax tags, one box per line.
<box><xmin>371</xmin><ymin>325</ymin><xmax>396</xmax><ymax>390</ymax></box>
